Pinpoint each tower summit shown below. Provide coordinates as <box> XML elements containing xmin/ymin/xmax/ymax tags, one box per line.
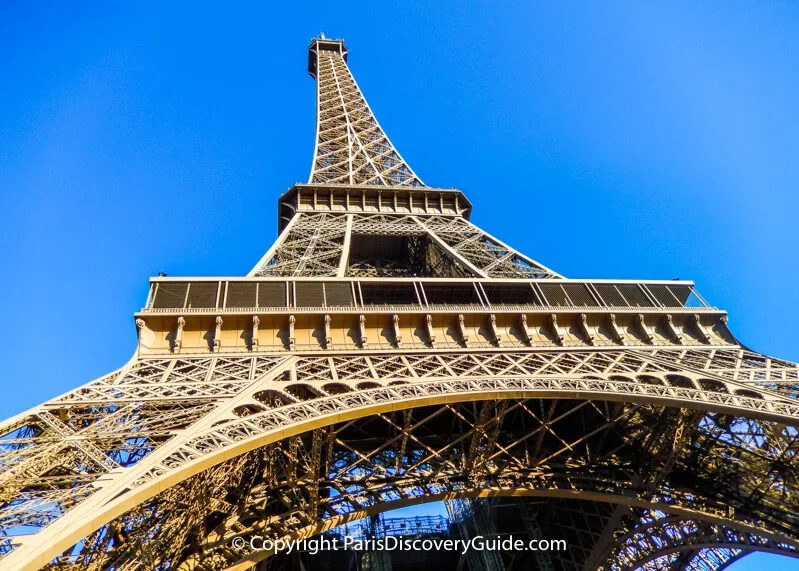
<box><xmin>2</xmin><ymin>36</ymin><xmax>799</xmax><ymax>571</ymax></box>
<box><xmin>308</xmin><ymin>36</ymin><xmax>347</xmax><ymax>77</ymax></box>
<box><xmin>307</xmin><ymin>36</ymin><xmax>424</xmax><ymax>186</ymax></box>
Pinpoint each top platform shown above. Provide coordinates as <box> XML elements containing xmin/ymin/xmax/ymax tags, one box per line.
<box><xmin>308</xmin><ymin>36</ymin><xmax>348</xmax><ymax>78</ymax></box>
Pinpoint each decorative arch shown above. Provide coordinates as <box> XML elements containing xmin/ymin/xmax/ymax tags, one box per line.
<box><xmin>3</xmin><ymin>347</ymin><xmax>799</xmax><ymax>570</ymax></box>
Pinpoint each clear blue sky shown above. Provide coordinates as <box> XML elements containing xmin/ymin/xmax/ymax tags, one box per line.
<box><xmin>1</xmin><ymin>2</ymin><xmax>797</xmax><ymax>568</ymax></box>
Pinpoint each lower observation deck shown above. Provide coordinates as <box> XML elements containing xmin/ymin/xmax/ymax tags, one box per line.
<box><xmin>134</xmin><ymin>277</ymin><xmax>732</xmax><ymax>355</ymax></box>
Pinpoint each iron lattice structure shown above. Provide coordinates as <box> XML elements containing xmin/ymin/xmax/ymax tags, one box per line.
<box><xmin>2</xmin><ymin>36</ymin><xmax>799</xmax><ymax>571</ymax></box>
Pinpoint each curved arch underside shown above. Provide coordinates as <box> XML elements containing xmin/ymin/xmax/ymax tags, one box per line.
<box><xmin>599</xmin><ymin>513</ymin><xmax>797</xmax><ymax>570</ymax></box>
<box><xmin>44</xmin><ymin>396</ymin><xmax>799</xmax><ymax>569</ymax></box>
<box><xmin>2</xmin><ymin>347</ymin><xmax>799</xmax><ymax>570</ymax></box>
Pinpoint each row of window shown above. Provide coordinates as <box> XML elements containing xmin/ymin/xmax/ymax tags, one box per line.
<box><xmin>148</xmin><ymin>280</ymin><xmax>704</xmax><ymax>311</ymax></box>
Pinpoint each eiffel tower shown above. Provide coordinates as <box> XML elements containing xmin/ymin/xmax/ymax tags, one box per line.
<box><xmin>2</xmin><ymin>35</ymin><xmax>799</xmax><ymax>571</ymax></box>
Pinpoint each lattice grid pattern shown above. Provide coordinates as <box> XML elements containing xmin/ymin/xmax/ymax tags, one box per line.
<box><xmin>2</xmin><ymin>35</ymin><xmax>798</xmax><ymax>571</ymax></box>
<box><xmin>2</xmin><ymin>346</ymin><xmax>799</xmax><ymax>570</ymax></box>
<box><xmin>309</xmin><ymin>41</ymin><xmax>424</xmax><ymax>187</ymax></box>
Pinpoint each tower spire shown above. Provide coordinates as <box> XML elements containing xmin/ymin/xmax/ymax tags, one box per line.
<box><xmin>307</xmin><ymin>37</ymin><xmax>425</xmax><ymax>187</ymax></box>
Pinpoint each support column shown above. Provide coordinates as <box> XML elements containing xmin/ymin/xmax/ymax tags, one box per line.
<box><xmin>288</xmin><ymin>315</ymin><xmax>296</xmax><ymax>351</ymax></box>
<box><xmin>358</xmin><ymin>315</ymin><xmax>367</xmax><ymax>348</ymax></box>
<box><xmin>213</xmin><ymin>316</ymin><xmax>223</xmax><ymax>352</ymax></box>
<box><xmin>690</xmin><ymin>314</ymin><xmax>713</xmax><ymax>343</ymax></box>
<box><xmin>392</xmin><ymin>314</ymin><xmax>402</xmax><ymax>348</ymax></box>
<box><xmin>488</xmin><ymin>314</ymin><xmax>501</xmax><ymax>347</ymax></box>
<box><xmin>607</xmin><ymin>314</ymin><xmax>625</xmax><ymax>345</ymax></box>
<box><xmin>175</xmin><ymin>316</ymin><xmax>186</xmax><ymax>352</ymax></box>
<box><xmin>336</xmin><ymin>214</ymin><xmax>354</xmax><ymax>277</ymax></box>
<box><xmin>578</xmin><ymin>313</ymin><xmax>595</xmax><ymax>346</ymax></box>
<box><xmin>251</xmin><ymin>316</ymin><xmax>260</xmax><ymax>349</ymax></box>
<box><xmin>637</xmin><ymin>314</ymin><xmax>655</xmax><ymax>344</ymax></box>
<box><xmin>664</xmin><ymin>314</ymin><xmax>683</xmax><ymax>344</ymax></box>
<box><xmin>549</xmin><ymin>314</ymin><xmax>565</xmax><ymax>345</ymax></box>
<box><xmin>456</xmin><ymin>314</ymin><xmax>469</xmax><ymax>347</ymax></box>
<box><xmin>518</xmin><ymin>314</ymin><xmax>531</xmax><ymax>346</ymax></box>
<box><xmin>323</xmin><ymin>315</ymin><xmax>332</xmax><ymax>348</ymax></box>
<box><xmin>425</xmin><ymin>314</ymin><xmax>436</xmax><ymax>347</ymax></box>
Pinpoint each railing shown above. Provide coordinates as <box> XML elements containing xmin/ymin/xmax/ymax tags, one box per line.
<box><xmin>142</xmin><ymin>278</ymin><xmax>712</xmax><ymax>313</ymax></box>
<box><xmin>324</xmin><ymin>515</ymin><xmax>452</xmax><ymax>542</ymax></box>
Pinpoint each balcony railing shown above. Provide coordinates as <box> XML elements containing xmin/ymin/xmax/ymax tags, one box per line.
<box><xmin>142</xmin><ymin>278</ymin><xmax>712</xmax><ymax>313</ymax></box>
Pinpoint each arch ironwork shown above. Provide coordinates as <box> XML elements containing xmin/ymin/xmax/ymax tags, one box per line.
<box><xmin>2</xmin><ymin>36</ymin><xmax>798</xmax><ymax>571</ymax></box>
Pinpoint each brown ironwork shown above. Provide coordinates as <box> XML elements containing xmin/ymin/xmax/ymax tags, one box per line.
<box><xmin>1</xmin><ymin>35</ymin><xmax>798</xmax><ymax>571</ymax></box>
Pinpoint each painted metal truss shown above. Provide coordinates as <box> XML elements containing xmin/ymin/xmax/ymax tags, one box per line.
<box><xmin>2</xmin><ymin>35</ymin><xmax>798</xmax><ymax>571</ymax></box>
<box><xmin>599</xmin><ymin>512</ymin><xmax>794</xmax><ymax>570</ymax></box>
<box><xmin>2</xmin><ymin>346</ymin><xmax>799</xmax><ymax>570</ymax></box>
<box><xmin>308</xmin><ymin>38</ymin><xmax>424</xmax><ymax>187</ymax></box>
<box><xmin>250</xmin><ymin>212</ymin><xmax>560</xmax><ymax>279</ymax></box>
